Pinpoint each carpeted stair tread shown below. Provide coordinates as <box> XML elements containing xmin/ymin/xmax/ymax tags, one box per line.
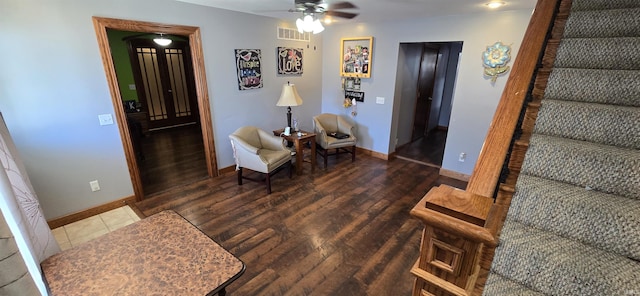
<box><xmin>564</xmin><ymin>8</ymin><xmax>640</xmax><ymax>38</ymax></box>
<box><xmin>521</xmin><ymin>134</ymin><xmax>640</xmax><ymax>200</ymax></box>
<box><xmin>483</xmin><ymin>273</ymin><xmax>545</xmax><ymax>296</ymax></box>
<box><xmin>544</xmin><ymin>68</ymin><xmax>640</xmax><ymax>107</ymax></box>
<box><xmin>534</xmin><ymin>99</ymin><xmax>640</xmax><ymax>149</ymax></box>
<box><xmin>490</xmin><ymin>220</ymin><xmax>640</xmax><ymax>296</ymax></box>
<box><xmin>554</xmin><ymin>37</ymin><xmax>640</xmax><ymax>70</ymax></box>
<box><xmin>571</xmin><ymin>0</ymin><xmax>640</xmax><ymax>12</ymax></box>
<box><xmin>507</xmin><ymin>174</ymin><xmax>640</xmax><ymax>261</ymax></box>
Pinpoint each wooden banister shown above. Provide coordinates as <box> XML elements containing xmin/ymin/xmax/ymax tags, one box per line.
<box><xmin>410</xmin><ymin>1</ymin><xmax>565</xmax><ymax>295</ymax></box>
<box><xmin>466</xmin><ymin>0</ymin><xmax>561</xmax><ymax>198</ymax></box>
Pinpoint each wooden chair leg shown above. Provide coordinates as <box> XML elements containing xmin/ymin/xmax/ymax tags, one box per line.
<box><xmin>323</xmin><ymin>149</ymin><xmax>328</xmax><ymax>168</ymax></box>
<box><xmin>351</xmin><ymin>145</ymin><xmax>356</xmax><ymax>162</ymax></box>
<box><xmin>266</xmin><ymin>172</ymin><xmax>272</xmax><ymax>194</ymax></box>
<box><xmin>237</xmin><ymin>168</ymin><xmax>243</xmax><ymax>185</ymax></box>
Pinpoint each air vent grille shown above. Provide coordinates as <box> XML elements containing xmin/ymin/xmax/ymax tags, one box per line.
<box><xmin>277</xmin><ymin>27</ymin><xmax>311</xmax><ymax>42</ymax></box>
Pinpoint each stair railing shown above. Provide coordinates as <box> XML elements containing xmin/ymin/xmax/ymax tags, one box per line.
<box><xmin>409</xmin><ymin>0</ymin><xmax>563</xmax><ymax>295</ymax></box>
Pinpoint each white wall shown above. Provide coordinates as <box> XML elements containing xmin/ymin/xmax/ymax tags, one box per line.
<box><xmin>0</xmin><ymin>0</ymin><xmax>533</xmax><ymax>219</ymax></box>
<box><xmin>0</xmin><ymin>0</ymin><xmax>323</xmax><ymax>219</ymax></box>
<box><xmin>321</xmin><ymin>9</ymin><xmax>532</xmax><ymax>175</ymax></box>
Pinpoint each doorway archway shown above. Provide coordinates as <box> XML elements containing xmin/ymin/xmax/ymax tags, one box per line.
<box><xmin>93</xmin><ymin>17</ymin><xmax>218</xmax><ymax>201</ymax></box>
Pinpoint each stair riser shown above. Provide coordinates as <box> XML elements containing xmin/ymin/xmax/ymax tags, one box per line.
<box><xmin>534</xmin><ymin>100</ymin><xmax>640</xmax><ymax>149</ymax></box>
<box><xmin>521</xmin><ymin>134</ymin><xmax>640</xmax><ymax>200</ymax></box>
<box><xmin>508</xmin><ymin>175</ymin><xmax>640</xmax><ymax>261</ymax></box>
<box><xmin>555</xmin><ymin>38</ymin><xmax>640</xmax><ymax>70</ymax></box>
<box><xmin>491</xmin><ymin>221</ymin><xmax>640</xmax><ymax>296</ymax></box>
<box><xmin>571</xmin><ymin>0</ymin><xmax>640</xmax><ymax>11</ymax></box>
<box><xmin>545</xmin><ymin>68</ymin><xmax>640</xmax><ymax>107</ymax></box>
<box><xmin>564</xmin><ymin>8</ymin><xmax>640</xmax><ymax>38</ymax></box>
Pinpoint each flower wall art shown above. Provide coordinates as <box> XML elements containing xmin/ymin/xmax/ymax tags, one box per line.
<box><xmin>482</xmin><ymin>41</ymin><xmax>512</xmax><ymax>82</ymax></box>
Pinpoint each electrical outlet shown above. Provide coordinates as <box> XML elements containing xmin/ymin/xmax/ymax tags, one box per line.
<box><xmin>89</xmin><ymin>180</ymin><xmax>101</xmax><ymax>192</ymax></box>
<box><xmin>458</xmin><ymin>152</ymin><xmax>466</xmax><ymax>162</ymax></box>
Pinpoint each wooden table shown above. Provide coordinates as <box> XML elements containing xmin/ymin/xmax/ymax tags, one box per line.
<box><xmin>273</xmin><ymin>129</ymin><xmax>316</xmax><ymax>175</ymax></box>
<box><xmin>41</xmin><ymin>210</ymin><xmax>245</xmax><ymax>296</ymax></box>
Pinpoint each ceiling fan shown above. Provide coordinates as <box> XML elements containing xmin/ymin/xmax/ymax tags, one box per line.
<box><xmin>290</xmin><ymin>0</ymin><xmax>359</xmax><ymax>20</ymax></box>
<box><xmin>290</xmin><ymin>1</ymin><xmax>359</xmax><ymax>33</ymax></box>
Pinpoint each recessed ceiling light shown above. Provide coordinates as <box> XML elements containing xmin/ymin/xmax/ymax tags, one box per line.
<box><xmin>486</xmin><ymin>1</ymin><xmax>506</xmax><ymax>9</ymax></box>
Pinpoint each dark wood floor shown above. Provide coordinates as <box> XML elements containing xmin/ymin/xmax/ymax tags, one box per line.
<box><xmin>396</xmin><ymin>129</ymin><xmax>448</xmax><ymax>167</ymax></box>
<box><xmin>134</xmin><ymin>154</ymin><xmax>467</xmax><ymax>295</ymax></box>
<box><xmin>138</xmin><ymin>124</ymin><xmax>208</xmax><ymax>196</ymax></box>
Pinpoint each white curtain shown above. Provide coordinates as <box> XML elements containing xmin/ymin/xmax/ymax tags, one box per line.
<box><xmin>0</xmin><ymin>113</ymin><xmax>59</xmax><ymax>295</ymax></box>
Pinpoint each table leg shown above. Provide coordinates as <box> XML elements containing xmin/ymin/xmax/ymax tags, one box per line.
<box><xmin>295</xmin><ymin>139</ymin><xmax>303</xmax><ymax>175</ymax></box>
<box><xmin>310</xmin><ymin>139</ymin><xmax>316</xmax><ymax>172</ymax></box>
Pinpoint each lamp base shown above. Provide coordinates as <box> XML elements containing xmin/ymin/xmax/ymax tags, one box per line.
<box><xmin>286</xmin><ymin>106</ymin><xmax>292</xmax><ymax>129</ymax></box>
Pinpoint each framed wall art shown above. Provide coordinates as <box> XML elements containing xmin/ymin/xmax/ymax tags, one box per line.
<box><xmin>340</xmin><ymin>36</ymin><xmax>373</xmax><ymax>78</ymax></box>
<box><xmin>482</xmin><ymin>41</ymin><xmax>512</xmax><ymax>82</ymax></box>
<box><xmin>277</xmin><ymin>47</ymin><xmax>303</xmax><ymax>75</ymax></box>
<box><xmin>235</xmin><ymin>49</ymin><xmax>263</xmax><ymax>90</ymax></box>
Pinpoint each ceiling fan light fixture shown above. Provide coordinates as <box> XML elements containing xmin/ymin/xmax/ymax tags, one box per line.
<box><xmin>312</xmin><ymin>19</ymin><xmax>324</xmax><ymax>34</ymax></box>
<box><xmin>296</xmin><ymin>14</ymin><xmax>324</xmax><ymax>34</ymax></box>
<box><xmin>153</xmin><ymin>34</ymin><xmax>172</xmax><ymax>46</ymax></box>
<box><xmin>296</xmin><ymin>17</ymin><xmax>305</xmax><ymax>33</ymax></box>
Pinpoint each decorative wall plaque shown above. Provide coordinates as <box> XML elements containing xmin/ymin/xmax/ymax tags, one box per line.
<box><xmin>277</xmin><ymin>47</ymin><xmax>303</xmax><ymax>75</ymax></box>
<box><xmin>235</xmin><ymin>49</ymin><xmax>263</xmax><ymax>90</ymax></box>
<box><xmin>482</xmin><ymin>42</ymin><xmax>512</xmax><ymax>82</ymax></box>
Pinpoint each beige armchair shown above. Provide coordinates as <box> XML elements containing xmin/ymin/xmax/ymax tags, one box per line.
<box><xmin>229</xmin><ymin>126</ymin><xmax>292</xmax><ymax>194</ymax></box>
<box><xmin>313</xmin><ymin>113</ymin><xmax>357</xmax><ymax>168</ymax></box>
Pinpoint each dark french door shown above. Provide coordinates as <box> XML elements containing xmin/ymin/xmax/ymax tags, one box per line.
<box><xmin>127</xmin><ymin>39</ymin><xmax>199</xmax><ymax>129</ymax></box>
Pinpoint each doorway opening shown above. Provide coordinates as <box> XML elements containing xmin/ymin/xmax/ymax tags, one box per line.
<box><xmin>93</xmin><ymin>17</ymin><xmax>218</xmax><ymax>201</ymax></box>
<box><xmin>394</xmin><ymin>41</ymin><xmax>463</xmax><ymax>167</ymax></box>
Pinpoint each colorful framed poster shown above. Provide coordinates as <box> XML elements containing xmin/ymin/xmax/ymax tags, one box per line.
<box><xmin>235</xmin><ymin>49</ymin><xmax>263</xmax><ymax>90</ymax></box>
<box><xmin>277</xmin><ymin>47</ymin><xmax>303</xmax><ymax>75</ymax></box>
<box><xmin>340</xmin><ymin>36</ymin><xmax>373</xmax><ymax>78</ymax></box>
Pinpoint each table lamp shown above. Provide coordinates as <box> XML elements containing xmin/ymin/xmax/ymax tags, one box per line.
<box><xmin>276</xmin><ymin>82</ymin><xmax>303</xmax><ymax>130</ymax></box>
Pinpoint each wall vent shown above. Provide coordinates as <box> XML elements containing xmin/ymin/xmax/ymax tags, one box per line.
<box><xmin>277</xmin><ymin>27</ymin><xmax>311</xmax><ymax>42</ymax></box>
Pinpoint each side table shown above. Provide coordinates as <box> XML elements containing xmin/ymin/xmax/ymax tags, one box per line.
<box><xmin>273</xmin><ymin>129</ymin><xmax>316</xmax><ymax>175</ymax></box>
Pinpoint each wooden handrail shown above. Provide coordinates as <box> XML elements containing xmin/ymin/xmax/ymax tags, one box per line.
<box><xmin>466</xmin><ymin>0</ymin><xmax>560</xmax><ymax>197</ymax></box>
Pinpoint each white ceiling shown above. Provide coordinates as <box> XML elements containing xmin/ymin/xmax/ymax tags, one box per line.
<box><xmin>175</xmin><ymin>0</ymin><xmax>537</xmax><ymax>24</ymax></box>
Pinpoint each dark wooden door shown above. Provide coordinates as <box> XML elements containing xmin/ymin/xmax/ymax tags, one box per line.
<box><xmin>411</xmin><ymin>44</ymin><xmax>440</xmax><ymax>141</ymax></box>
<box><xmin>127</xmin><ymin>39</ymin><xmax>199</xmax><ymax>129</ymax></box>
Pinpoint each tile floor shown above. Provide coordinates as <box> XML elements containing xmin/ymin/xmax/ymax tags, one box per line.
<box><xmin>51</xmin><ymin>206</ymin><xmax>141</xmax><ymax>251</ymax></box>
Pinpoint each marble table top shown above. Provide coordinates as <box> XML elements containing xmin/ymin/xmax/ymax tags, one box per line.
<box><xmin>42</xmin><ymin>210</ymin><xmax>244</xmax><ymax>295</ymax></box>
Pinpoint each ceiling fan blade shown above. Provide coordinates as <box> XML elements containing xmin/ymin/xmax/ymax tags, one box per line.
<box><xmin>325</xmin><ymin>10</ymin><xmax>359</xmax><ymax>19</ymax></box>
<box><xmin>329</xmin><ymin>1</ymin><xmax>357</xmax><ymax>10</ymax></box>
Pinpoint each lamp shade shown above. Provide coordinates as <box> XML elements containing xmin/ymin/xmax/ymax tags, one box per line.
<box><xmin>276</xmin><ymin>84</ymin><xmax>303</xmax><ymax>107</ymax></box>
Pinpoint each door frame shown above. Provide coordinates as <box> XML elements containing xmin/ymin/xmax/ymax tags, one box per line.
<box><xmin>93</xmin><ymin>16</ymin><xmax>218</xmax><ymax>201</ymax></box>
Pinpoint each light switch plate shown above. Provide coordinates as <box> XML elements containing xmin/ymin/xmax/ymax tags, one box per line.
<box><xmin>128</xmin><ymin>84</ymin><xmax>136</xmax><ymax>90</ymax></box>
<box><xmin>376</xmin><ymin>97</ymin><xmax>385</xmax><ymax>104</ymax></box>
<box><xmin>98</xmin><ymin>114</ymin><xmax>114</xmax><ymax>126</ymax></box>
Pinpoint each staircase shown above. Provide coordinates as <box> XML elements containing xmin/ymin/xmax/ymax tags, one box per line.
<box><xmin>483</xmin><ymin>0</ymin><xmax>640</xmax><ymax>294</ymax></box>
